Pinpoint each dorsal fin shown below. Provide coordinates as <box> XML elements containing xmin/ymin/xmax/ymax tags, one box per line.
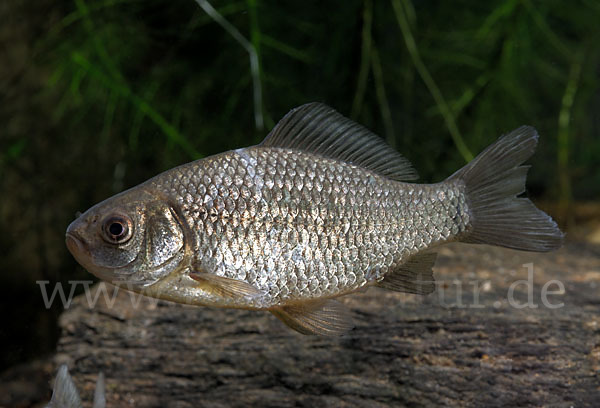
<box><xmin>261</xmin><ymin>102</ymin><xmax>418</xmax><ymax>181</ymax></box>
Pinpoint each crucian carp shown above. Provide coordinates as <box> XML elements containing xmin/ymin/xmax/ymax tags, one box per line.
<box><xmin>66</xmin><ymin>103</ymin><xmax>563</xmax><ymax>335</ymax></box>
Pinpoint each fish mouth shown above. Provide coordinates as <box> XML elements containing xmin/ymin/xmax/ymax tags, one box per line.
<box><xmin>65</xmin><ymin>229</ymin><xmax>145</xmax><ymax>286</ymax></box>
<box><xmin>65</xmin><ymin>231</ymin><xmax>88</xmax><ymax>257</ymax></box>
<box><xmin>65</xmin><ymin>231</ymin><xmax>97</xmax><ymax>274</ymax></box>
<box><xmin>65</xmin><ymin>231</ymin><xmax>117</xmax><ymax>282</ymax></box>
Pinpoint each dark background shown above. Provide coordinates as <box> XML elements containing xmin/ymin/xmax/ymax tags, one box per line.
<box><xmin>1</xmin><ymin>0</ymin><xmax>599</xmax><ymax>385</ymax></box>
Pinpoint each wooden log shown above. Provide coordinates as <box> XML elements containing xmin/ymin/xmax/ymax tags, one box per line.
<box><xmin>54</xmin><ymin>243</ymin><xmax>600</xmax><ymax>407</ymax></box>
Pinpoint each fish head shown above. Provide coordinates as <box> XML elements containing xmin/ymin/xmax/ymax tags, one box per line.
<box><xmin>65</xmin><ymin>187</ymin><xmax>186</xmax><ymax>290</ymax></box>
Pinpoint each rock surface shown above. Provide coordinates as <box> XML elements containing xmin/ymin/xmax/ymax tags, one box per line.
<box><xmin>54</xmin><ymin>243</ymin><xmax>600</xmax><ymax>407</ymax></box>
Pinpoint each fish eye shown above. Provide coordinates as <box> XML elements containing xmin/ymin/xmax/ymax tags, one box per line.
<box><xmin>102</xmin><ymin>215</ymin><xmax>133</xmax><ymax>244</ymax></box>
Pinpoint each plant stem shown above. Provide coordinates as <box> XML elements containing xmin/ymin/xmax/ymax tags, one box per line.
<box><xmin>391</xmin><ymin>0</ymin><xmax>473</xmax><ymax>162</ymax></box>
<box><xmin>557</xmin><ymin>49</ymin><xmax>583</xmax><ymax>226</ymax></box>
<box><xmin>371</xmin><ymin>46</ymin><xmax>395</xmax><ymax>148</ymax></box>
<box><xmin>194</xmin><ymin>0</ymin><xmax>264</xmax><ymax>130</ymax></box>
<box><xmin>351</xmin><ymin>0</ymin><xmax>373</xmax><ymax>119</ymax></box>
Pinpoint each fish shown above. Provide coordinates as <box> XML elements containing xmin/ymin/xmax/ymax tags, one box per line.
<box><xmin>65</xmin><ymin>102</ymin><xmax>563</xmax><ymax>335</ymax></box>
<box><xmin>46</xmin><ymin>364</ymin><xmax>105</xmax><ymax>408</ymax></box>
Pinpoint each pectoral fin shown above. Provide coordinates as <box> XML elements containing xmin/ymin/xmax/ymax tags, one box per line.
<box><xmin>190</xmin><ymin>270</ymin><xmax>264</xmax><ymax>299</ymax></box>
<box><xmin>377</xmin><ymin>252</ymin><xmax>437</xmax><ymax>295</ymax></box>
<box><xmin>270</xmin><ymin>300</ymin><xmax>354</xmax><ymax>336</ymax></box>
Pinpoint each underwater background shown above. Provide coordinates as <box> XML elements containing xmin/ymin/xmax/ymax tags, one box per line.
<box><xmin>1</xmin><ymin>0</ymin><xmax>599</xmax><ymax>405</ymax></box>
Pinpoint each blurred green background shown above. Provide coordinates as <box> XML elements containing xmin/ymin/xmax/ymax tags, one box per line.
<box><xmin>1</xmin><ymin>0</ymin><xmax>599</xmax><ymax>384</ymax></box>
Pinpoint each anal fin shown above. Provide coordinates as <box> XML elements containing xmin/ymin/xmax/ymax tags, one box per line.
<box><xmin>190</xmin><ymin>270</ymin><xmax>264</xmax><ymax>300</ymax></box>
<box><xmin>270</xmin><ymin>299</ymin><xmax>354</xmax><ymax>336</ymax></box>
<box><xmin>378</xmin><ymin>252</ymin><xmax>437</xmax><ymax>295</ymax></box>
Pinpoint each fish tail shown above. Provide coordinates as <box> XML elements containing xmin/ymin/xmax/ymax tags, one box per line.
<box><xmin>448</xmin><ymin>126</ymin><xmax>563</xmax><ymax>252</ymax></box>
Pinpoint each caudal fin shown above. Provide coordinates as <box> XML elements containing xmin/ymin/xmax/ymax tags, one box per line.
<box><xmin>449</xmin><ymin>126</ymin><xmax>563</xmax><ymax>252</ymax></box>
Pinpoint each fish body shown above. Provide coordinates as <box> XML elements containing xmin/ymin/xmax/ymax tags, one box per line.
<box><xmin>66</xmin><ymin>103</ymin><xmax>562</xmax><ymax>335</ymax></box>
<box><xmin>144</xmin><ymin>147</ymin><xmax>467</xmax><ymax>308</ymax></box>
